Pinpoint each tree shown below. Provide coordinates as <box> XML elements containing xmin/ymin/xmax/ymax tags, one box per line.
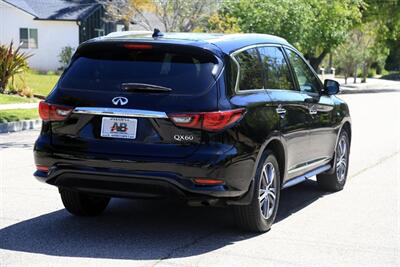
<box><xmin>154</xmin><ymin>0</ymin><xmax>218</xmax><ymax>32</ymax></box>
<box><xmin>214</xmin><ymin>0</ymin><xmax>363</xmax><ymax>70</ymax></box>
<box><xmin>334</xmin><ymin>34</ymin><xmax>362</xmax><ymax>84</ymax></box>
<box><xmin>98</xmin><ymin>0</ymin><xmax>154</xmax><ymax>30</ymax></box>
<box><xmin>356</xmin><ymin>23</ymin><xmax>389</xmax><ymax>82</ymax></box>
<box><xmin>361</xmin><ymin>0</ymin><xmax>400</xmax><ymax>71</ymax></box>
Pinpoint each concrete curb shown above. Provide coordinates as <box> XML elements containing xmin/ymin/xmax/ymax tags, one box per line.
<box><xmin>0</xmin><ymin>119</ymin><xmax>41</xmax><ymax>133</ymax></box>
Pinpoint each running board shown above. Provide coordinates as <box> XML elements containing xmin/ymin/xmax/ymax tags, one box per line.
<box><xmin>282</xmin><ymin>164</ymin><xmax>331</xmax><ymax>189</ymax></box>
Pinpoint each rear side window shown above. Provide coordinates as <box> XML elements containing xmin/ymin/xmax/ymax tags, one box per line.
<box><xmin>59</xmin><ymin>47</ymin><xmax>218</xmax><ymax>95</ymax></box>
<box><xmin>258</xmin><ymin>46</ymin><xmax>295</xmax><ymax>90</ymax></box>
<box><xmin>233</xmin><ymin>48</ymin><xmax>263</xmax><ymax>91</ymax></box>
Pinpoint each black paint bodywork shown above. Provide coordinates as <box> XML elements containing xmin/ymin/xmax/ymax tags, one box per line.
<box><xmin>34</xmin><ymin>33</ymin><xmax>351</xmax><ymax>205</ymax></box>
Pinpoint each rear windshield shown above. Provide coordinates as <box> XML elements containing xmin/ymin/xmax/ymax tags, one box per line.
<box><xmin>59</xmin><ymin>47</ymin><xmax>218</xmax><ymax>95</ymax></box>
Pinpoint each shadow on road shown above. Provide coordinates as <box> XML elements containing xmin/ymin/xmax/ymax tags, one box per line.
<box><xmin>0</xmin><ymin>180</ymin><xmax>329</xmax><ymax>260</ymax></box>
<box><xmin>0</xmin><ymin>141</ymin><xmax>34</xmax><ymax>149</ymax></box>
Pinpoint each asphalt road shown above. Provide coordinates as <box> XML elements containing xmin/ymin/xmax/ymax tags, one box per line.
<box><xmin>1</xmin><ymin>92</ymin><xmax>399</xmax><ymax>267</ymax></box>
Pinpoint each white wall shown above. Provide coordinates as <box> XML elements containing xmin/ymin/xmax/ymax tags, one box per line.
<box><xmin>0</xmin><ymin>0</ymin><xmax>79</xmax><ymax>71</ymax></box>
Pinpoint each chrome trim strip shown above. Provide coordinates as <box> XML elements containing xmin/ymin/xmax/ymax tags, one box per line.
<box><xmin>282</xmin><ymin>164</ymin><xmax>331</xmax><ymax>189</ymax></box>
<box><xmin>73</xmin><ymin>107</ymin><xmax>168</xmax><ymax>118</ymax></box>
<box><xmin>287</xmin><ymin>157</ymin><xmax>331</xmax><ymax>174</ymax></box>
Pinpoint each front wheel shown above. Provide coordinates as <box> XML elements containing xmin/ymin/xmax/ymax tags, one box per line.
<box><xmin>317</xmin><ymin>130</ymin><xmax>350</xmax><ymax>192</ymax></box>
<box><xmin>234</xmin><ymin>151</ymin><xmax>281</xmax><ymax>232</ymax></box>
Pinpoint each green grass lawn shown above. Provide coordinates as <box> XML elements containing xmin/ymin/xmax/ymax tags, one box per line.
<box><xmin>0</xmin><ymin>108</ymin><xmax>39</xmax><ymax>123</ymax></box>
<box><xmin>10</xmin><ymin>70</ymin><xmax>60</xmax><ymax>97</ymax></box>
<box><xmin>0</xmin><ymin>94</ymin><xmax>39</xmax><ymax>104</ymax></box>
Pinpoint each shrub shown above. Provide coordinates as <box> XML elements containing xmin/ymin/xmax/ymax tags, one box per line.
<box><xmin>0</xmin><ymin>41</ymin><xmax>32</xmax><ymax>93</ymax></box>
<box><xmin>58</xmin><ymin>46</ymin><xmax>74</xmax><ymax>70</ymax></box>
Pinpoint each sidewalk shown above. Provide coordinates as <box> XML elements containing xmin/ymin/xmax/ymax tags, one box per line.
<box><xmin>333</xmin><ymin>77</ymin><xmax>400</xmax><ymax>94</ymax></box>
<box><xmin>0</xmin><ymin>103</ymin><xmax>38</xmax><ymax>110</ymax></box>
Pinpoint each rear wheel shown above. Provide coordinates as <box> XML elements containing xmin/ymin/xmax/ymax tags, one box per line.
<box><xmin>59</xmin><ymin>188</ymin><xmax>110</xmax><ymax>216</ymax></box>
<box><xmin>234</xmin><ymin>151</ymin><xmax>280</xmax><ymax>232</ymax></box>
<box><xmin>317</xmin><ymin>130</ymin><xmax>350</xmax><ymax>191</ymax></box>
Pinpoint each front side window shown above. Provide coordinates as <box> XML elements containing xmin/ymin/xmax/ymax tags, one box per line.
<box><xmin>19</xmin><ymin>28</ymin><xmax>38</xmax><ymax>49</ymax></box>
<box><xmin>233</xmin><ymin>48</ymin><xmax>263</xmax><ymax>91</ymax></box>
<box><xmin>285</xmin><ymin>49</ymin><xmax>321</xmax><ymax>94</ymax></box>
<box><xmin>258</xmin><ymin>46</ymin><xmax>295</xmax><ymax>90</ymax></box>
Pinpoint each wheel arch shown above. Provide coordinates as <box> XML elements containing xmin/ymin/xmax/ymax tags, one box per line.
<box><xmin>341</xmin><ymin>121</ymin><xmax>352</xmax><ymax>145</ymax></box>
<box><xmin>253</xmin><ymin>135</ymin><xmax>288</xmax><ymax>186</ymax></box>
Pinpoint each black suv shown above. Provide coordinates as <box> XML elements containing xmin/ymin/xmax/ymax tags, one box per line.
<box><xmin>34</xmin><ymin>32</ymin><xmax>351</xmax><ymax>232</ymax></box>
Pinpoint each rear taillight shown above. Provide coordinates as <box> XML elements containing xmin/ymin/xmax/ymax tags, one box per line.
<box><xmin>169</xmin><ymin>108</ymin><xmax>245</xmax><ymax>132</ymax></box>
<box><xmin>39</xmin><ymin>101</ymin><xmax>73</xmax><ymax>121</ymax></box>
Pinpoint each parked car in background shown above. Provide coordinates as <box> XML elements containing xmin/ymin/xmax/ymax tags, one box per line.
<box><xmin>34</xmin><ymin>31</ymin><xmax>351</xmax><ymax>232</ymax></box>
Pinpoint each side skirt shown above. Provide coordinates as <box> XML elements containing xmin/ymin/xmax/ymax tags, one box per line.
<box><xmin>282</xmin><ymin>164</ymin><xmax>331</xmax><ymax>189</ymax></box>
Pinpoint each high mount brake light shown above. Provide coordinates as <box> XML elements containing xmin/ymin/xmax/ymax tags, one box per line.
<box><xmin>123</xmin><ymin>44</ymin><xmax>153</xmax><ymax>49</ymax></box>
<box><xmin>39</xmin><ymin>101</ymin><xmax>73</xmax><ymax>121</ymax></box>
<box><xmin>169</xmin><ymin>108</ymin><xmax>246</xmax><ymax>132</ymax></box>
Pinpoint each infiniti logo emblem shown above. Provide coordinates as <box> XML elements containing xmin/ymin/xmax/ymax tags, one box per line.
<box><xmin>112</xmin><ymin>96</ymin><xmax>128</xmax><ymax>106</ymax></box>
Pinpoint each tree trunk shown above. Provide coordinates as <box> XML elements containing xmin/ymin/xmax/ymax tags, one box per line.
<box><xmin>362</xmin><ymin>63</ymin><xmax>367</xmax><ymax>83</ymax></box>
<box><xmin>344</xmin><ymin>75</ymin><xmax>347</xmax><ymax>85</ymax></box>
<box><xmin>353</xmin><ymin>64</ymin><xmax>357</xmax><ymax>84</ymax></box>
<box><xmin>123</xmin><ymin>20</ymin><xmax>130</xmax><ymax>31</ymax></box>
<box><xmin>305</xmin><ymin>50</ymin><xmax>329</xmax><ymax>72</ymax></box>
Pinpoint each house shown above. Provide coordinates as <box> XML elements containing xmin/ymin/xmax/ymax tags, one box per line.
<box><xmin>0</xmin><ymin>0</ymin><xmax>118</xmax><ymax>71</ymax></box>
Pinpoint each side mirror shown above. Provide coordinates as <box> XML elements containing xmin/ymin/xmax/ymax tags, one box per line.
<box><xmin>323</xmin><ymin>79</ymin><xmax>340</xmax><ymax>95</ymax></box>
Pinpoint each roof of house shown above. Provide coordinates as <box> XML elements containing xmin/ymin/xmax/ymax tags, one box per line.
<box><xmin>88</xmin><ymin>31</ymin><xmax>292</xmax><ymax>55</ymax></box>
<box><xmin>3</xmin><ymin>0</ymin><xmax>100</xmax><ymax>21</ymax></box>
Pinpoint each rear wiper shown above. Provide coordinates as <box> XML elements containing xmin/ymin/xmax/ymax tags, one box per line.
<box><xmin>121</xmin><ymin>83</ymin><xmax>172</xmax><ymax>93</ymax></box>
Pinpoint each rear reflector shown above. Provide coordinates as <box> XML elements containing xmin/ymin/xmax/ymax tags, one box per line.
<box><xmin>39</xmin><ymin>101</ymin><xmax>73</xmax><ymax>121</ymax></box>
<box><xmin>169</xmin><ymin>108</ymin><xmax>245</xmax><ymax>132</ymax></box>
<box><xmin>123</xmin><ymin>44</ymin><xmax>153</xmax><ymax>49</ymax></box>
<box><xmin>36</xmin><ymin>165</ymin><xmax>49</xmax><ymax>172</ymax></box>
<box><xmin>193</xmin><ymin>178</ymin><xmax>224</xmax><ymax>185</ymax></box>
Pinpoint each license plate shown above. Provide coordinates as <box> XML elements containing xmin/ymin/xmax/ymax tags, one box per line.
<box><xmin>101</xmin><ymin>117</ymin><xmax>137</xmax><ymax>139</ymax></box>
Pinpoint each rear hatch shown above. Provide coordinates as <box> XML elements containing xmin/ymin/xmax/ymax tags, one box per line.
<box><xmin>46</xmin><ymin>41</ymin><xmax>222</xmax><ymax>158</ymax></box>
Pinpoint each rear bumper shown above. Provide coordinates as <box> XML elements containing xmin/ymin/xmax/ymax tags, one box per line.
<box><xmin>33</xmin><ymin>141</ymin><xmax>256</xmax><ymax>201</ymax></box>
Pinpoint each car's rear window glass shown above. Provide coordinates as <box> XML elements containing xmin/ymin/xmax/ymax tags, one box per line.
<box><xmin>59</xmin><ymin>48</ymin><xmax>218</xmax><ymax>95</ymax></box>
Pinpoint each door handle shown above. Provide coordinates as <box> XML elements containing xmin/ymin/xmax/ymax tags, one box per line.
<box><xmin>276</xmin><ymin>106</ymin><xmax>287</xmax><ymax>118</ymax></box>
<box><xmin>309</xmin><ymin>105</ymin><xmax>318</xmax><ymax>115</ymax></box>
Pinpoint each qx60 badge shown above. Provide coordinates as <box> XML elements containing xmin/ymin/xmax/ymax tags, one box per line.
<box><xmin>112</xmin><ymin>96</ymin><xmax>128</xmax><ymax>106</ymax></box>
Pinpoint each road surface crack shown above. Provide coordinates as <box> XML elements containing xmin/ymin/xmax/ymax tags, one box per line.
<box><xmin>151</xmin><ymin>228</ymin><xmax>223</xmax><ymax>267</ymax></box>
<box><xmin>349</xmin><ymin>151</ymin><xmax>399</xmax><ymax>180</ymax></box>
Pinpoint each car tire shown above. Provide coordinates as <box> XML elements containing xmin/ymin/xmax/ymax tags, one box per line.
<box><xmin>59</xmin><ymin>188</ymin><xmax>110</xmax><ymax>216</ymax></box>
<box><xmin>234</xmin><ymin>150</ymin><xmax>281</xmax><ymax>232</ymax></box>
<box><xmin>317</xmin><ymin>130</ymin><xmax>350</xmax><ymax>192</ymax></box>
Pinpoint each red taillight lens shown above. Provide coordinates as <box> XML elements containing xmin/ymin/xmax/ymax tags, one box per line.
<box><xmin>123</xmin><ymin>44</ymin><xmax>153</xmax><ymax>49</ymax></box>
<box><xmin>39</xmin><ymin>101</ymin><xmax>72</xmax><ymax>121</ymax></box>
<box><xmin>169</xmin><ymin>108</ymin><xmax>245</xmax><ymax>132</ymax></box>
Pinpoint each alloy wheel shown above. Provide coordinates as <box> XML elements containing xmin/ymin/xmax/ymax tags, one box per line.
<box><xmin>259</xmin><ymin>162</ymin><xmax>277</xmax><ymax>219</ymax></box>
<box><xmin>336</xmin><ymin>135</ymin><xmax>348</xmax><ymax>183</ymax></box>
